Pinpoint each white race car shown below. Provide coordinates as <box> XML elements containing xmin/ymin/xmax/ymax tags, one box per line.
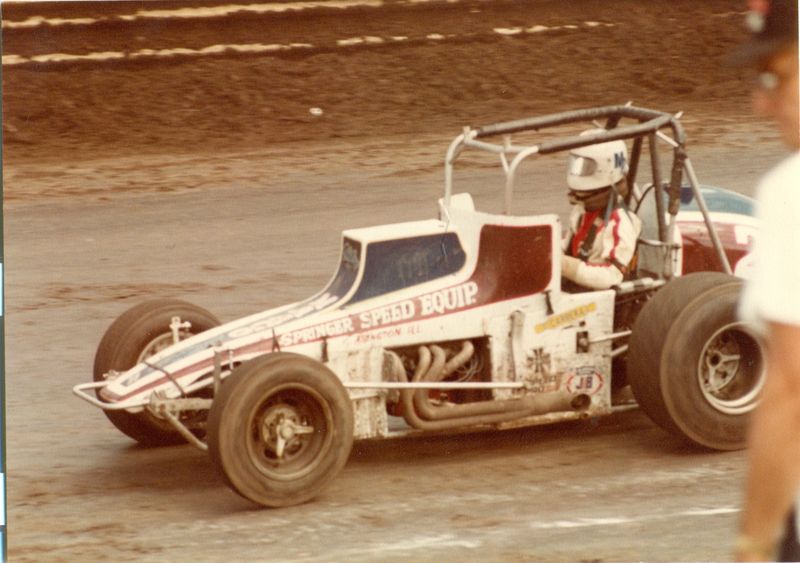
<box><xmin>74</xmin><ymin>105</ymin><xmax>763</xmax><ymax>508</ymax></box>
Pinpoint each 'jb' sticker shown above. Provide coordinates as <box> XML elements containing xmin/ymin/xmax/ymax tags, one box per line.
<box><xmin>566</xmin><ymin>367</ymin><xmax>604</xmax><ymax>395</ymax></box>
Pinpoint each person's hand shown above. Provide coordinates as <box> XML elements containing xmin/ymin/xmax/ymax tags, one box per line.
<box><xmin>561</xmin><ymin>254</ymin><xmax>581</xmax><ymax>281</ymax></box>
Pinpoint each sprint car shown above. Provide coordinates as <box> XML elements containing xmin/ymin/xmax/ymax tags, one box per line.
<box><xmin>74</xmin><ymin>105</ymin><xmax>764</xmax><ymax>508</ymax></box>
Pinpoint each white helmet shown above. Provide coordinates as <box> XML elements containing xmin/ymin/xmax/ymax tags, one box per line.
<box><xmin>566</xmin><ymin>130</ymin><xmax>629</xmax><ymax>191</ymax></box>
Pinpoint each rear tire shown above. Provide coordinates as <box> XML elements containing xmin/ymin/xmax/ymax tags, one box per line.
<box><xmin>93</xmin><ymin>299</ymin><xmax>221</xmax><ymax>446</ymax></box>
<box><xmin>628</xmin><ymin>273</ymin><xmax>764</xmax><ymax>449</ymax></box>
<box><xmin>207</xmin><ymin>353</ymin><xmax>354</xmax><ymax>508</ymax></box>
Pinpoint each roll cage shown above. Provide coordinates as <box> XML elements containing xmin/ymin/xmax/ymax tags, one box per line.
<box><xmin>443</xmin><ymin>104</ymin><xmax>732</xmax><ymax>278</ymax></box>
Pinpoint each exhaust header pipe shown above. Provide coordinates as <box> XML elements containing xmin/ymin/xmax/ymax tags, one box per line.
<box><xmin>387</xmin><ymin>344</ymin><xmax>591</xmax><ymax>432</ymax></box>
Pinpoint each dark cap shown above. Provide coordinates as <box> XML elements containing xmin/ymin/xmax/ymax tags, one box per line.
<box><xmin>728</xmin><ymin>0</ymin><xmax>798</xmax><ymax>66</ymax></box>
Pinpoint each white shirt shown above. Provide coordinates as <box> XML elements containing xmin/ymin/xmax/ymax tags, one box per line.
<box><xmin>739</xmin><ymin>151</ymin><xmax>800</xmax><ymax>333</ymax></box>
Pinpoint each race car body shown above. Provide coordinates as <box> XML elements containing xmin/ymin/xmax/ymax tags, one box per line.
<box><xmin>83</xmin><ymin>200</ymin><xmax>611</xmax><ymax>438</ymax></box>
<box><xmin>74</xmin><ymin>105</ymin><xmax>764</xmax><ymax>508</ymax></box>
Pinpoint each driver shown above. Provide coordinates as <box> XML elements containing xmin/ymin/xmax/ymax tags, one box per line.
<box><xmin>561</xmin><ymin>132</ymin><xmax>642</xmax><ymax>290</ymax></box>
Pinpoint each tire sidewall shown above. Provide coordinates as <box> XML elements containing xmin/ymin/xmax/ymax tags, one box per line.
<box><xmin>93</xmin><ymin>299</ymin><xmax>220</xmax><ymax>445</ymax></box>
<box><xmin>627</xmin><ymin>272</ymin><xmax>740</xmax><ymax>435</ymax></box>
<box><xmin>659</xmin><ymin>282</ymin><xmax>761</xmax><ymax>449</ymax></box>
<box><xmin>94</xmin><ymin>300</ymin><xmax>220</xmax><ymax>380</ymax></box>
<box><xmin>208</xmin><ymin>353</ymin><xmax>354</xmax><ymax>507</ymax></box>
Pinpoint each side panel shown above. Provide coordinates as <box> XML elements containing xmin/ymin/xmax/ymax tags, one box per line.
<box><xmin>489</xmin><ymin>290</ymin><xmax>615</xmax><ymax>412</ymax></box>
<box><xmin>325</xmin><ymin>347</ymin><xmax>389</xmax><ymax>440</ymax></box>
<box><xmin>326</xmin><ymin>221</ymin><xmax>558</xmax><ymax>353</ymax></box>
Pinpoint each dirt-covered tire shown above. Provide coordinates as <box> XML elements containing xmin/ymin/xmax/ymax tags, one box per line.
<box><xmin>93</xmin><ymin>299</ymin><xmax>221</xmax><ymax>446</ymax></box>
<box><xmin>207</xmin><ymin>352</ymin><xmax>354</xmax><ymax>508</ymax></box>
<box><xmin>628</xmin><ymin>272</ymin><xmax>765</xmax><ymax>450</ymax></box>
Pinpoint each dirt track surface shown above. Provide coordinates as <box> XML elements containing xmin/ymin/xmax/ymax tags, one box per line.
<box><xmin>1</xmin><ymin>0</ymin><xmax>794</xmax><ymax>561</ymax></box>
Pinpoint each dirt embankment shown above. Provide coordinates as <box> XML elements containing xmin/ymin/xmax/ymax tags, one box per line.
<box><xmin>3</xmin><ymin>0</ymin><xmax>759</xmax><ymax>171</ymax></box>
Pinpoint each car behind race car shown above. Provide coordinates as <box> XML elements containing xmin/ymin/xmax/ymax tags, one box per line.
<box><xmin>74</xmin><ymin>105</ymin><xmax>764</xmax><ymax>508</ymax></box>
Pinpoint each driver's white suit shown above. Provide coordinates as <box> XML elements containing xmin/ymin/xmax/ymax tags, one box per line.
<box><xmin>561</xmin><ymin>200</ymin><xmax>642</xmax><ymax>290</ymax></box>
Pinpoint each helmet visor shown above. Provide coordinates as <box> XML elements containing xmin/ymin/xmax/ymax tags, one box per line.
<box><xmin>568</xmin><ymin>154</ymin><xmax>597</xmax><ymax>177</ymax></box>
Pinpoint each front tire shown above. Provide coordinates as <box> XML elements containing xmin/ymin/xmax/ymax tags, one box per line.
<box><xmin>207</xmin><ymin>353</ymin><xmax>354</xmax><ymax>508</ymax></box>
<box><xmin>628</xmin><ymin>273</ymin><xmax>764</xmax><ymax>450</ymax></box>
<box><xmin>93</xmin><ymin>299</ymin><xmax>221</xmax><ymax>446</ymax></box>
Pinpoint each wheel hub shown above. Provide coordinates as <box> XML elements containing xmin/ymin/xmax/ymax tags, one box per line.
<box><xmin>698</xmin><ymin>323</ymin><xmax>764</xmax><ymax>414</ymax></box>
<box><xmin>260</xmin><ymin>404</ymin><xmax>315</xmax><ymax>460</ymax></box>
<box><xmin>703</xmin><ymin>344</ymin><xmax>740</xmax><ymax>393</ymax></box>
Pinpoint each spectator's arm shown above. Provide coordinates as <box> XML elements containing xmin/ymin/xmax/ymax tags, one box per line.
<box><xmin>738</xmin><ymin>321</ymin><xmax>800</xmax><ymax>560</ymax></box>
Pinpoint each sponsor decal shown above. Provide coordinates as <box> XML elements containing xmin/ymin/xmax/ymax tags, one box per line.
<box><xmin>359</xmin><ymin>300</ymin><xmax>416</xmax><ymax>330</ymax></box>
<box><xmin>278</xmin><ymin>316</ymin><xmax>355</xmax><ymax>347</ymax></box>
<box><xmin>535</xmin><ymin>303</ymin><xmax>596</xmax><ymax>334</ymax></box>
<box><xmin>566</xmin><ymin>366</ymin><xmax>604</xmax><ymax>395</ymax></box>
<box><xmin>355</xmin><ymin>323</ymin><xmax>421</xmax><ymax>344</ymax></box>
<box><xmin>531</xmin><ymin>348</ymin><xmax>551</xmax><ymax>375</ymax></box>
<box><xmin>355</xmin><ymin>326</ymin><xmax>402</xmax><ymax>343</ymax></box>
<box><xmin>527</xmin><ymin>349</ymin><xmax>558</xmax><ymax>392</ymax></box>
<box><xmin>528</xmin><ymin>372</ymin><xmax>562</xmax><ymax>394</ymax></box>
<box><xmin>277</xmin><ymin>281</ymin><xmax>480</xmax><ymax>347</ymax></box>
<box><xmin>419</xmin><ymin>281</ymin><xmax>479</xmax><ymax>316</ymax></box>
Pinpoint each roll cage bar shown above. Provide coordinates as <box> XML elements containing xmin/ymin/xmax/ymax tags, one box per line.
<box><xmin>443</xmin><ymin>104</ymin><xmax>732</xmax><ymax>276</ymax></box>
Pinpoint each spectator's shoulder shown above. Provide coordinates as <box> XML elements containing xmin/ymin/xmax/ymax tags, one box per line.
<box><xmin>756</xmin><ymin>151</ymin><xmax>800</xmax><ymax>207</ymax></box>
<box><xmin>761</xmin><ymin>151</ymin><xmax>800</xmax><ymax>188</ymax></box>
